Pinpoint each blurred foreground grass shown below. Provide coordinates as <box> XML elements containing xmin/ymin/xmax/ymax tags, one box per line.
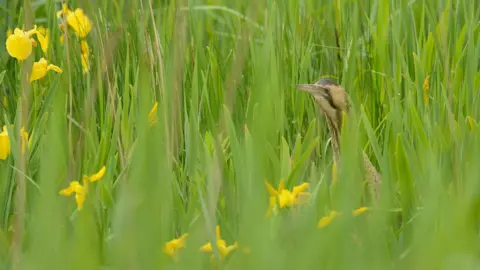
<box><xmin>1</xmin><ymin>0</ymin><xmax>480</xmax><ymax>269</ymax></box>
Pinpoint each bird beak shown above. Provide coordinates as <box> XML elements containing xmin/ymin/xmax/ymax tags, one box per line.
<box><xmin>295</xmin><ymin>84</ymin><xmax>329</xmax><ymax>98</ymax></box>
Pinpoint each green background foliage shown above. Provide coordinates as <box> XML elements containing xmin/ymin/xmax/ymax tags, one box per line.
<box><xmin>1</xmin><ymin>0</ymin><xmax>480</xmax><ymax>269</ymax></box>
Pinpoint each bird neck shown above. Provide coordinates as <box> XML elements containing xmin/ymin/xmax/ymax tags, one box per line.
<box><xmin>325</xmin><ymin>117</ymin><xmax>341</xmax><ymax>165</ymax></box>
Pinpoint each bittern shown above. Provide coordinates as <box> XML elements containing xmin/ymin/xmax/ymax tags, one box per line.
<box><xmin>296</xmin><ymin>78</ymin><xmax>381</xmax><ymax>198</ymax></box>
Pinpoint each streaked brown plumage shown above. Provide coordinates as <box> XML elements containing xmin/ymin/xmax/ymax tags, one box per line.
<box><xmin>296</xmin><ymin>78</ymin><xmax>381</xmax><ymax>198</ymax></box>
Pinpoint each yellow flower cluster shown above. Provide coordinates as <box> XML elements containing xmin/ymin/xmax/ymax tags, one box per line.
<box><xmin>317</xmin><ymin>207</ymin><xmax>370</xmax><ymax>228</ymax></box>
<box><xmin>57</xmin><ymin>3</ymin><xmax>93</xmax><ymax>73</ymax></box>
<box><xmin>0</xmin><ymin>125</ymin><xmax>30</xmax><ymax>160</ymax></box>
<box><xmin>5</xmin><ymin>25</ymin><xmax>62</xmax><ymax>82</ymax></box>
<box><xmin>163</xmin><ymin>225</ymin><xmax>247</xmax><ymax>262</ymax></box>
<box><xmin>162</xmin><ymin>192</ymin><xmax>369</xmax><ymax>262</ymax></box>
<box><xmin>59</xmin><ymin>166</ymin><xmax>106</xmax><ymax>210</ymax></box>
<box><xmin>264</xmin><ymin>178</ymin><xmax>369</xmax><ymax>229</ymax></box>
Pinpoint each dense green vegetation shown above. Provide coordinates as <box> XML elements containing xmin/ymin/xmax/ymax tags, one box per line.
<box><xmin>1</xmin><ymin>0</ymin><xmax>480</xmax><ymax>269</ymax></box>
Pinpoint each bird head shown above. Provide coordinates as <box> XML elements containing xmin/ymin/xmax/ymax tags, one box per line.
<box><xmin>295</xmin><ymin>78</ymin><xmax>350</xmax><ymax>132</ymax></box>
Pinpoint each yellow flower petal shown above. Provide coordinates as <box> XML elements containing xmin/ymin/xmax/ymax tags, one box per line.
<box><xmin>278</xmin><ymin>178</ymin><xmax>285</xmax><ymax>193</ymax></box>
<box><xmin>219</xmin><ymin>243</ymin><xmax>238</xmax><ymax>258</ymax></box>
<box><xmin>81</xmin><ymin>175</ymin><xmax>91</xmax><ymax>195</ymax></box>
<box><xmin>30</xmin><ymin>59</ymin><xmax>48</xmax><ymax>82</ymax></box>
<box><xmin>163</xmin><ymin>246</ymin><xmax>175</xmax><ymax>257</ymax></box>
<box><xmin>36</xmin><ymin>29</ymin><xmax>49</xmax><ymax>54</ymax></box>
<box><xmin>59</xmin><ymin>188</ymin><xmax>72</xmax><ymax>196</ymax></box>
<box><xmin>352</xmin><ymin>206</ymin><xmax>369</xmax><ymax>216</ymax></box>
<box><xmin>80</xmin><ymin>40</ymin><xmax>90</xmax><ymax>55</ymax></box>
<box><xmin>264</xmin><ymin>180</ymin><xmax>277</xmax><ymax>196</ymax></box>
<box><xmin>200</xmin><ymin>242</ymin><xmax>213</xmax><ymax>253</ymax></box>
<box><xmin>81</xmin><ymin>53</ymin><xmax>90</xmax><ymax>73</ymax></box>
<box><xmin>37</xmin><ymin>26</ymin><xmax>46</xmax><ymax>35</ymax></box>
<box><xmin>46</xmin><ymin>64</ymin><xmax>63</xmax><ymax>73</ymax></box>
<box><xmin>80</xmin><ymin>40</ymin><xmax>91</xmax><ymax>73</ymax></box>
<box><xmin>318</xmin><ymin>211</ymin><xmax>341</xmax><ymax>229</ymax></box>
<box><xmin>75</xmin><ymin>186</ymin><xmax>86</xmax><ymax>210</ymax></box>
<box><xmin>0</xmin><ymin>131</ymin><xmax>10</xmax><ymax>160</ymax></box>
<box><xmin>292</xmin><ymin>182</ymin><xmax>309</xmax><ymax>196</ymax></box>
<box><xmin>59</xmin><ymin>181</ymin><xmax>81</xmax><ymax>196</ymax></box>
<box><xmin>265</xmin><ymin>195</ymin><xmax>277</xmax><ymax>217</ymax></box>
<box><xmin>56</xmin><ymin>3</ymin><xmax>72</xmax><ymax>18</ymax></box>
<box><xmin>88</xmin><ymin>166</ymin><xmax>106</xmax><ymax>182</ymax></box>
<box><xmin>26</xmin><ymin>25</ymin><xmax>39</xmax><ymax>37</ymax></box>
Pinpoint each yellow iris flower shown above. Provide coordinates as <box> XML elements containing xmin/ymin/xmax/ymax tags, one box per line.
<box><xmin>66</xmin><ymin>8</ymin><xmax>93</xmax><ymax>38</ymax></box>
<box><xmin>30</xmin><ymin>58</ymin><xmax>63</xmax><ymax>82</ymax></box>
<box><xmin>6</xmin><ymin>26</ymin><xmax>39</xmax><ymax>60</ymax></box>
<box><xmin>57</xmin><ymin>3</ymin><xmax>92</xmax><ymax>38</ymax></box>
<box><xmin>59</xmin><ymin>181</ymin><xmax>86</xmax><ymax>210</ymax></box>
<box><xmin>264</xmin><ymin>178</ymin><xmax>310</xmax><ymax>217</ymax></box>
<box><xmin>59</xmin><ymin>166</ymin><xmax>106</xmax><ymax>210</ymax></box>
<box><xmin>200</xmin><ymin>226</ymin><xmax>238</xmax><ymax>259</ymax></box>
<box><xmin>163</xmin><ymin>233</ymin><xmax>188</xmax><ymax>260</ymax></box>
